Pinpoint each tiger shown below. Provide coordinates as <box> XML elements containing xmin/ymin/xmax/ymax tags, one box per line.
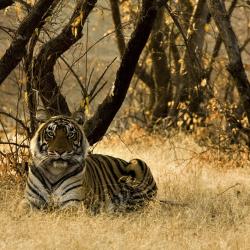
<box><xmin>22</xmin><ymin>114</ymin><xmax>157</xmax><ymax>213</ymax></box>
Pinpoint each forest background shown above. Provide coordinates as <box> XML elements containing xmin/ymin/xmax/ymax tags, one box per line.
<box><xmin>0</xmin><ymin>0</ymin><xmax>250</xmax><ymax>249</ymax></box>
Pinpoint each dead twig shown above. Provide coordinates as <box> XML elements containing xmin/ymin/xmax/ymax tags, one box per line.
<box><xmin>164</xmin><ymin>2</ymin><xmax>202</xmax><ymax>72</ymax></box>
<box><xmin>89</xmin><ymin>57</ymin><xmax>117</xmax><ymax>99</ymax></box>
<box><xmin>0</xmin><ymin>141</ymin><xmax>29</xmax><ymax>148</ymax></box>
<box><xmin>0</xmin><ymin>111</ymin><xmax>30</xmax><ymax>137</ymax></box>
<box><xmin>60</xmin><ymin>56</ymin><xmax>88</xmax><ymax>98</ymax></box>
<box><xmin>216</xmin><ymin>183</ymin><xmax>241</xmax><ymax>197</ymax></box>
<box><xmin>159</xmin><ymin>199</ymin><xmax>190</xmax><ymax>208</ymax></box>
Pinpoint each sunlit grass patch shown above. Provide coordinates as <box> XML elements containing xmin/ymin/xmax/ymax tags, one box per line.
<box><xmin>0</xmin><ymin>132</ymin><xmax>250</xmax><ymax>250</ymax></box>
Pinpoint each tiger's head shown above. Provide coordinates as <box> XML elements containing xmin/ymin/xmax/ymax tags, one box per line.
<box><xmin>30</xmin><ymin>115</ymin><xmax>89</xmax><ymax>169</ymax></box>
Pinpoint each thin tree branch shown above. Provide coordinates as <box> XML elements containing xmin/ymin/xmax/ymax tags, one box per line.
<box><xmin>109</xmin><ymin>0</ymin><xmax>155</xmax><ymax>89</ymax></box>
<box><xmin>164</xmin><ymin>2</ymin><xmax>203</xmax><ymax>78</ymax></box>
<box><xmin>109</xmin><ymin>0</ymin><xmax>126</xmax><ymax>55</ymax></box>
<box><xmin>0</xmin><ymin>111</ymin><xmax>30</xmax><ymax>137</ymax></box>
<box><xmin>90</xmin><ymin>80</ymin><xmax>108</xmax><ymax>103</ymax></box>
<box><xmin>23</xmin><ymin>0</ymin><xmax>61</xmax><ymax>136</ymax></box>
<box><xmin>0</xmin><ymin>141</ymin><xmax>29</xmax><ymax>148</ymax></box>
<box><xmin>0</xmin><ymin>0</ymin><xmax>56</xmax><ymax>85</ymax></box>
<box><xmin>216</xmin><ymin>183</ymin><xmax>241</xmax><ymax>197</ymax></box>
<box><xmin>240</xmin><ymin>38</ymin><xmax>250</xmax><ymax>52</ymax></box>
<box><xmin>84</xmin><ymin>0</ymin><xmax>162</xmax><ymax>145</ymax></box>
<box><xmin>89</xmin><ymin>57</ymin><xmax>117</xmax><ymax>98</ymax></box>
<box><xmin>207</xmin><ymin>0</ymin><xmax>250</xmax><ymax>124</ymax></box>
<box><xmin>59</xmin><ymin>56</ymin><xmax>88</xmax><ymax>98</ymax></box>
<box><xmin>33</xmin><ymin>0</ymin><xmax>97</xmax><ymax>116</ymax></box>
<box><xmin>206</xmin><ymin>0</ymin><xmax>238</xmax><ymax>82</ymax></box>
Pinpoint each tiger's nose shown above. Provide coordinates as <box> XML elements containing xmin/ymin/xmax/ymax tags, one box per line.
<box><xmin>54</xmin><ymin>148</ymin><xmax>66</xmax><ymax>156</ymax></box>
<box><xmin>55</xmin><ymin>149</ymin><xmax>65</xmax><ymax>156</ymax></box>
<box><xmin>47</xmin><ymin>147</ymin><xmax>65</xmax><ymax>155</ymax></box>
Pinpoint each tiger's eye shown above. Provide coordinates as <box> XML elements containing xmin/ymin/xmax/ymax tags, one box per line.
<box><xmin>68</xmin><ymin>131</ymin><xmax>75</xmax><ymax>139</ymax></box>
<box><xmin>48</xmin><ymin>131</ymin><xmax>54</xmax><ymax>137</ymax></box>
<box><xmin>46</xmin><ymin>124</ymin><xmax>55</xmax><ymax>138</ymax></box>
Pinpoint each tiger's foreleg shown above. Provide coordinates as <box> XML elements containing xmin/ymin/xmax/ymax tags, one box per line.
<box><xmin>16</xmin><ymin>199</ymin><xmax>40</xmax><ymax>217</ymax></box>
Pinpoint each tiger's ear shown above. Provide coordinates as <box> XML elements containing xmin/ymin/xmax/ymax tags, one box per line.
<box><xmin>72</xmin><ymin>111</ymin><xmax>86</xmax><ymax>125</ymax></box>
<box><xmin>36</xmin><ymin>109</ymin><xmax>50</xmax><ymax>123</ymax></box>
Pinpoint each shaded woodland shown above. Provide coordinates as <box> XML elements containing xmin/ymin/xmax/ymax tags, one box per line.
<box><xmin>0</xmin><ymin>0</ymin><xmax>250</xmax><ymax>162</ymax></box>
<box><xmin>1</xmin><ymin>3</ymin><xmax>250</xmax><ymax>247</ymax></box>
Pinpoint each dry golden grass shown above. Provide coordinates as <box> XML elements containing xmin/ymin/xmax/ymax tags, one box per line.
<box><xmin>0</xmin><ymin>131</ymin><xmax>250</xmax><ymax>250</ymax></box>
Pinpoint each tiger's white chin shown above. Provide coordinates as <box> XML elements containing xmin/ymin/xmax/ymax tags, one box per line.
<box><xmin>52</xmin><ymin>161</ymin><xmax>69</xmax><ymax>168</ymax></box>
<box><xmin>47</xmin><ymin>160</ymin><xmax>72</xmax><ymax>176</ymax></box>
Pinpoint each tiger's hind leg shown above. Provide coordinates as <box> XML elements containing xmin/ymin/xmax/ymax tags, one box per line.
<box><xmin>118</xmin><ymin>159</ymin><xmax>157</xmax><ymax>210</ymax></box>
<box><xmin>122</xmin><ymin>159</ymin><xmax>154</xmax><ymax>184</ymax></box>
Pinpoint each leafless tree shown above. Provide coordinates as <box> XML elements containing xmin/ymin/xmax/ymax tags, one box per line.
<box><xmin>0</xmin><ymin>0</ymin><xmax>162</xmax><ymax>145</ymax></box>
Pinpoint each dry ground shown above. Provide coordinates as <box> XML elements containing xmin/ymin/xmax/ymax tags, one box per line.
<box><xmin>0</xmin><ymin>131</ymin><xmax>250</xmax><ymax>250</ymax></box>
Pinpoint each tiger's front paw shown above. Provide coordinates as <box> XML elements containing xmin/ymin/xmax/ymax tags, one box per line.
<box><xmin>15</xmin><ymin>199</ymin><xmax>36</xmax><ymax>217</ymax></box>
<box><xmin>60</xmin><ymin>201</ymin><xmax>84</xmax><ymax>214</ymax></box>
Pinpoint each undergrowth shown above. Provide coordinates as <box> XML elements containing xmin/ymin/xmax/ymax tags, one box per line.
<box><xmin>0</xmin><ymin>130</ymin><xmax>249</xmax><ymax>250</ymax></box>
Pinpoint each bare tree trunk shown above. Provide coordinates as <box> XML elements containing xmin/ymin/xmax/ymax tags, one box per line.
<box><xmin>24</xmin><ymin>0</ymin><xmax>60</xmax><ymax>135</ymax></box>
<box><xmin>176</xmin><ymin>0</ymin><xmax>193</xmax><ymax>34</ymax></box>
<box><xmin>33</xmin><ymin>0</ymin><xmax>97</xmax><ymax>116</ymax></box>
<box><xmin>109</xmin><ymin>0</ymin><xmax>126</xmax><ymax>56</ymax></box>
<box><xmin>0</xmin><ymin>0</ymin><xmax>56</xmax><ymax>85</ymax></box>
<box><xmin>0</xmin><ymin>0</ymin><xmax>14</xmax><ymax>9</ymax></box>
<box><xmin>183</xmin><ymin>0</ymin><xmax>209</xmax><ymax>114</ymax></box>
<box><xmin>84</xmin><ymin>0</ymin><xmax>161</xmax><ymax>145</ymax></box>
<box><xmin>109</xmin><ymin>0</ymin><xmax>155</xmax><ymax>104</ymax></box>
<box><xmin>206</xmin><ymin>0</ymin><xmax>238</xmax><ymax>83</ymax></box>
<box><xmin>25</xmin><ymin>44</ymin><xmax>38</xmax><ymax>136</ymax></box>
<box><xmin>150</xmin><ymin>7</ymin><xmax>171</xmax><ymax>122</ymax></box>
<box><xmin>165</xmin><ymin>1</ymin><xmax>207</xmax><ymax>115</ymax></box>
<box><xmin>207</xmin><ymin>0</ymin><xmax>250</xmax><ymax>123</ymax></box>
<box><xmin>184</xmin><ymin>0</ymin><xmax>209</xmax><ymax>65</ymax></box>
